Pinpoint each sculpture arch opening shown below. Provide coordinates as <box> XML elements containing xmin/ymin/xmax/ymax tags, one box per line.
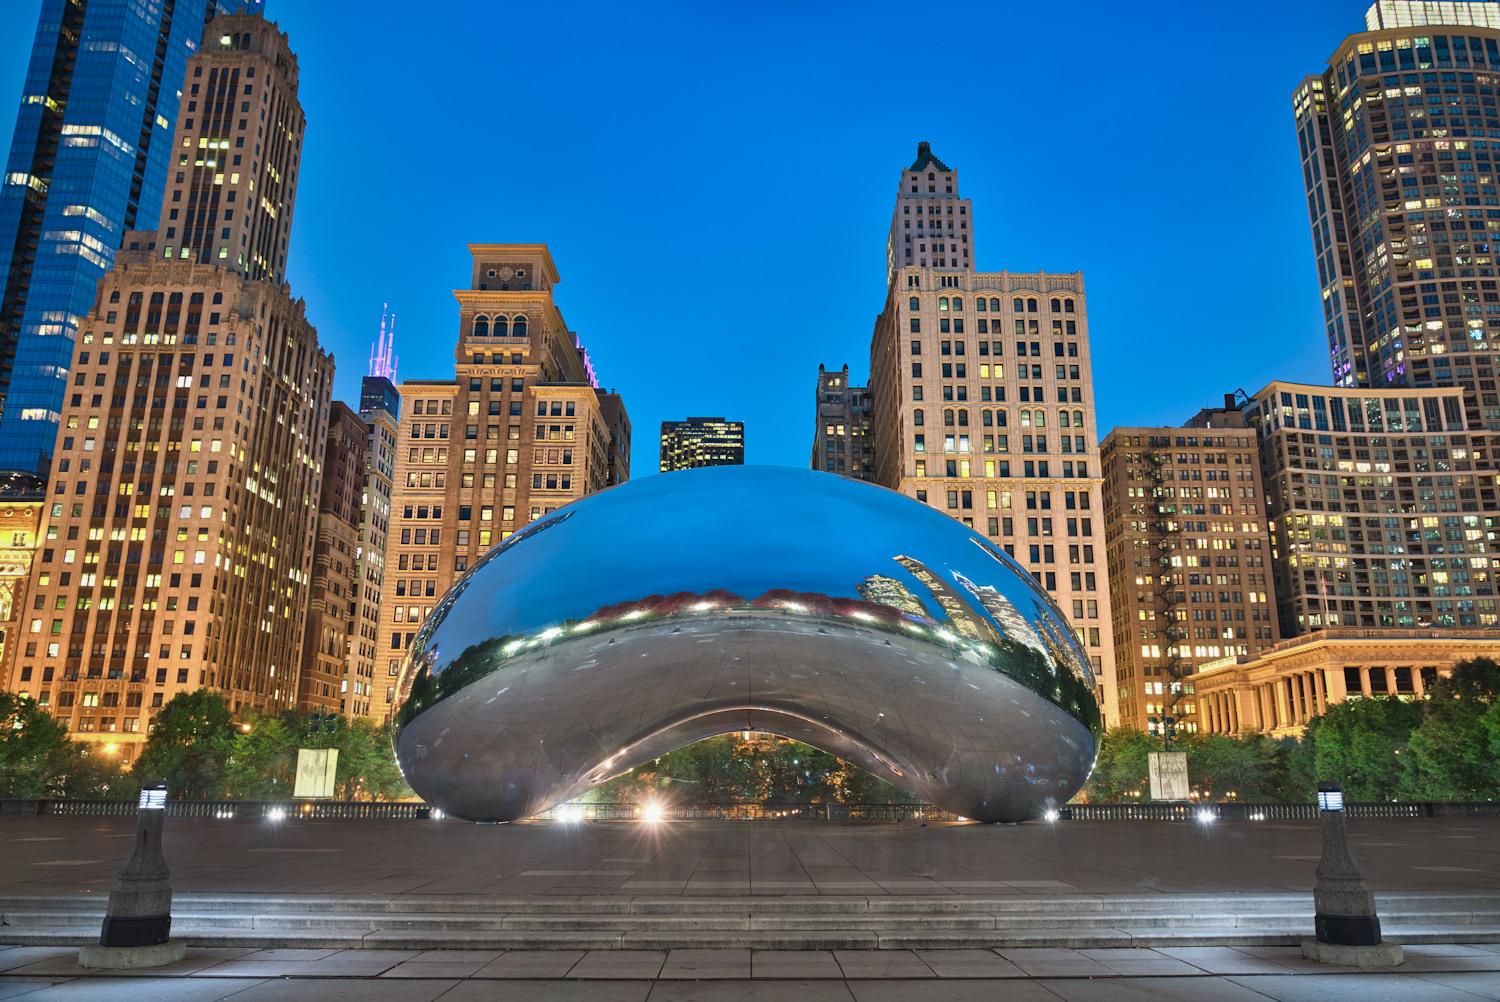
<box><xmin>393</xmin><ymin>467</ymin><xmax>1100</xmax><ymax>823</ymax></box>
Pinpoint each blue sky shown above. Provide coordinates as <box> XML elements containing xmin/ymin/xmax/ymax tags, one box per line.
<box><xmin>0</xmin><ymin>1</ymin><xmax>1364</xmax><ymax>474</ymax></box>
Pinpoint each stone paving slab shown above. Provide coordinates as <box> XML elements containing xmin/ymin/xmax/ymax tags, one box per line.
<box><xmin>2</xmin><ymin>816</ymin><xmax>1498</xmax><ymax>899</ymax></box>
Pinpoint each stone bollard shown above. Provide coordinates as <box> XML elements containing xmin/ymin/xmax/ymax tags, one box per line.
<box><xmin>1300</xmin><ymin>782</ymin><xmax>1404</xmax><ymax>967</ymax></box>
<box><xmin>78</xmin><ymin>779</ymin><xmax>187</xmax><ymax>969</ymax></box>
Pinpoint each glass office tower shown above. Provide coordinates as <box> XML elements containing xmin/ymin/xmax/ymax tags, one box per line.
<box><xmin>0</xmin><ymin>0</ymin><xmax>222</xmax><ymax>473</ymax></box>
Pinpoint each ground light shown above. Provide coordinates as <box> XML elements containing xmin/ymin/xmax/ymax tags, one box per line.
<box><xmin>1043</xmin><ymin>809</ymin><xmax>1060</xmax><ymax>822</ymax></box>
<box><xmin>641</xmin><ymin>800</ymin><xmax>665</xmax><ymax>824</ymax></box>
<box><xmin>266</xmin><ymin>807</ymin><xmax>287</xmax><ymax>823</ymax></box>
<box><xmin>1196</xmin><ymin>808</ymin><xmax>1216</xmax><ymax>824</ymax></box>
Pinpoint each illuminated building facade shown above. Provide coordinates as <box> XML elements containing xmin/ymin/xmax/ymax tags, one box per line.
<box><xmin>867</xmin><ymin>142</ymin><xmax>1116</xmax><ymax>724</ymax></box>
<box><xmin>298</xmin><ymin>403</ymin><xmax>366</xmax><ymax>713</ymax></box>
<box><xmin>1244</xmin><ymin>380</ymin><xmax>1499</xmax><ymax>634</ymax></box>
<box><xmin>375</xmin><ymin>244</ymin><xmax>630</xmax><ymax>712</ymax></box>
<box><xmin>1</xmin><ymin>10</ymin><xmax>332</xmax><ymax>761</ymax></box>
<box><xmin>0</xmin><ymin>0</ymin><xmax>220</xmax><ymax>473</ymax></box>
<box><xmin>0</xmin><ymin>473</ymin><xmax>46</xmax><ymax>674</ymax></box>
<box><xmin>354</xmin><ymin>370</ymin><xmax>398</xmax><ymax>719</ymax></box>
<box><xmin>812</xmin><ymin>364</ymin><xmax>875</xmax><ymax>480</ymax></box>
<box><xmin>1195</xmin><ymin>627</ymin><xmax>1500</xmax><ymax>737</ymax></box>
<box><xmin>1101</xmin><ymin>402</ymin><xmax>1280</xmax><ymax>734</ymax></box>
<box><xmin>1295</xmin><ymin>0</ymin><xmax>1500</xmax><ymax>435</ymax></box>
<box><xmin>659</xmin><ymin>416</ymin><xmax>744</xmax><ymax>472</ymax></box>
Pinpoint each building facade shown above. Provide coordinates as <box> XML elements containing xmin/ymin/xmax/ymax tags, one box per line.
<box><xmin>1101</xmin><ymin>404</ymin><xmax>1280</xmax><ymax>734</ymax></box>
<box><xmin>867</xmin><ymin>143</ymin><xmax>1117</xmax><ymax>723</ymax></box>
<box><xmin>812</xmin><ymin>364</ymin><xmax>875</xmax><ymax>480</ymax></box>
<box><xmin>1244</xmin><ymin>380</ymin><xmax>1500</xmax><ymax>636</ymax></box>
<box><xmin>1295</xmin><ymin>0</ymin><xmax>1500</xmax><ymax>436</ymax></box>
<box><xmin>297</xmin><ymin>403</ymin><xmax>366</xmax><ymax>713</ymax></box>
<box><xmin>351</xmin><ymin>372</ymin><xmax>398</xmax><ymax>720</ymax></box>
<box><xmin>375</xmin><ymin>244</ymin><xmax>629</xmax><ymax>711</ymax></box>
<box><xmin>659</xmin><ymin>417</ymin><xmax>744</xmax><ymax>472</ymax></box>
<box><xmin>0</xmin><ymin>0</ymin><xmax>221</xmax><ymax>474</ymax></box>
<box><xmin>1194</xmin><ymin>627</ymin><xmax>1500</xmax><ymax>737</ymax></box>
<box><xmin>0</xmin><ymin>473</ymin><xmax>46</xmax><ymax>675</ymax></box>
<box><xmin>1</xmin><ymin>10</ymin><xmax>332</xmax><ymax>761</ymax></box>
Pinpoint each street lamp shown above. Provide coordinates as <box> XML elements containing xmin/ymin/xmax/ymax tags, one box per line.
<box><xmin>78</xmin><ymin>779</ymin><xmax>185</xmax><ymax>969</ymax></box>
<box><xmin>1301</xmin><ymin>782</ymin><xmax>1404</xmax><ymax>967</ymax></box>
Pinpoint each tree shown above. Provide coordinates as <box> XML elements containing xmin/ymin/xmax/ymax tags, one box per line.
<box><xmin>1400</xmin><ymin>658</ymin><xmax>1500</xmax><ymax>801</ymax></box>
<box><xmin>134</xmin><ymin>690</ymin><xmax>237</xmax><ymax>799</ymax></box>
<box><xmin>1080</xmin><ymin>728</ymin><xmax>1156</xmax><ymax>801</ymax></box>
<box><xmin>1303</xmin><ymin>696</ymin><xmax>1421</xmax><ymax>801</ymax></box>
<box><xmin>1181</xmin><ymin>733</ymin><xmax>1288</xmax><ymax>802</ymax></box>
<box><xmin>223</xmin><ymin>713</ymin><xmax>298</xmax><ymax>800</ymax></box>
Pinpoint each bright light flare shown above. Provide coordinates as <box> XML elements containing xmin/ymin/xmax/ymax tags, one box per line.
<box><xmin>1195</xmin><ymin>808</ymin><xmax>1216</xmax><ymax>824</ymax></box>
<box><xmin>556</xmin><ymin>803</ymin><xmax>585</xmax><ymax>824</ymax></box>
<box><xmin>1043</xmin><ymin>808</ymin><xmax>1060</xmax><ymax>822</ymax></box>
<box><xmin>641</xmin><ymin>800</ymin><xmax>665</xmax><ymax>824</ymax></box>
<box><xmin>266</xmin><ymin>807</ymin><xmax>287</xmax><ymax>823</ymax></box>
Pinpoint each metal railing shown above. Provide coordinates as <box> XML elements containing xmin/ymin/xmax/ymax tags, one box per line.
<box><xmin>1</xmin><ymin>798</ymin><xmax>1497</xmax><ymax>822</ymax></box>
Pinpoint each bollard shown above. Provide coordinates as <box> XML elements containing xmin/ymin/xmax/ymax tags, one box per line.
<box><xmin>1300</xmin><ymin>782</ymin><xmax>1404</xmax><ymax>967</ymax></box>
<box><xmin>78</xmin><ymin>779</ymin><xmax>187</xmax><ymax>969</ymax></box>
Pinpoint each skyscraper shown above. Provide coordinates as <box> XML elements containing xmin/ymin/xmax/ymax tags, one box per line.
<box><xmin>2</xmin><ymin>10</ymin><xmax>332</xmax><ymax>761</ymax></box>
<box><xmin>352</xmin><ymin>321</ymin><xmax>400</xmax><ymax>720</ymax></box>
<box><xmin>1100</xmin><ymin>402</ymin><xmax>1280</xmax><ymax>734</ymax></box>
<box><xmin>0</xmin><ymin>0</ymin><xmax>222</xmax><ymax>474</ymax></box>
<box><xmin>374</xmin><ymin>244</ymin><xmax>629</xmax><ymax>709</ymax></box>
<box><xmin>659</xmin><ymin>417</ymin><xmax>745</xmax><ymax>472</ymax></box>
<box><xmin>298</xmin><ymin>403</ymin><xmax>366</xmax><ymax>713</ymax></box>
<box><xmin>812</xmin><ymin>364</ymin><xmax>875</xmax><ymax>480</ymax></box>
<box><xmin>1295</xmin><ymin>0</ymin><xmax>1500</xmax><ymax>434</ymax></box>
<box><xmin>867</xmin><ymin>142</ymin><xmax>1117</xmax><ymax>723</ymax></box>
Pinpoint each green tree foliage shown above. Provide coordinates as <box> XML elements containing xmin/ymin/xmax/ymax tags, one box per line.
<box><xmin>1181</xmin><ymin>733</ymin><xmax>1289</xmax><ymax>802</ymax></box>
<box><xmin>133</xmin><ymin>690</ymin><xmax>238</xmax><ymax>798</ymax></box>
<box><xmin>1399</xmin><ymin>658</ymin><xmax>1500</xmax><ymax>800</ymax></box>
<box><xmin>1080</xmin><ymin>727</ymin><xmax>1155</xmax><ymax>801</ymax></box>
<box><xmin>0</xmin><ymin>692</ymin><xmax>132</xmax><ymax>797</ymax></box>
<box><xmin>1301</xmin><ymin>696</ymin><xmax>1422</xmax><ymax>801</ymax></box>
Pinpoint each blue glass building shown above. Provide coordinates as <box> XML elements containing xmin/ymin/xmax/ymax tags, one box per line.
<box><xmin>0</xmin><ymin>0</ymin><xmax>232</xmax><ymax>474</ymax></box>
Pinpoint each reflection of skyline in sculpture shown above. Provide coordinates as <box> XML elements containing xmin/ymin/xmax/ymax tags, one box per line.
<box><xmin>856</xmin><ymin>574</ymin><xmax>925</xmax><ymax>617</ymax></box>
<box><xmin>950</xmin><ymin>570</ymin><xmax>1048</xmax><ymax>658</ymax></box>
<box><xmin>891</xmin><ymin>555</ymin><xmax>992</xmax><ymax>641</ymax></box>
<box><xmin>392</xmin><ymin>466</ymin><xmax>1100</xmax><ymax>824</ymax></box>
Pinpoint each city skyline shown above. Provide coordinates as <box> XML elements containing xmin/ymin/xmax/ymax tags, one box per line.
<box><xmin>0</xmin><ymin>1</ymin><xmax>1355</xmax><ymax>474</ymax></box>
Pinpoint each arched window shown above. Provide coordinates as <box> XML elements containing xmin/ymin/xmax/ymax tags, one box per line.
<box><xmin>939</xmin><ymin>297</ymin><xmax>949</xmax><ymax>311</ymax></box>
<box><xmin>1034</xmin><ymin>411</ymin><xmax>1045</xmax><ymax>428</ymax></box>
<box><xmin>982</xmin><ymin>411</ymin><xmax>993</xmax><ymax>427</ymax></box>
<box><xmin>1027</xmin><ymin>298</ymin><xmax>1038</xmax><ymax>312</ymax></box>
<box><xmin>996</xmin><ymin>409</ymin><xmax>1008</xmax><ymax>427</ymax></box>
<box><xmin>975</xmin><ymin>298</ymin><xmax>986</xmax><ymax>312</ymax></box>
<box><xmin>1059</xmin><ymin>412</ymin><xmax>1071</xmax><ymax>428</ymax></box>
<box><xmin>1073</xmin><ymin>410</ymin><xmax>1084</xmax><ymax>427</ymax></box>
<box><xmin>1021</xmin><ymin>411</ymin><xmax>1031</xmax><ymax>428</ymax></box>
<box><xmin>1050</xmin><ymin>298</ymin><xmax>1061</xmax><ymax>312</ymax></box>
<box><xmin>943</xmin><ymin>408</ymin><xmax>955</xmax><ymax>426</ymax></box>
<box><xmin>1012</xmin><ymin>298</ymin><xmax>1024</xmax><ymax>312</ymax></box>
<box><xmin>952</xmin><ymin>297</ymin><xmax>963</xmax><ymax>311</ymax></box>
<box><xmin>494</xmin><ymin>315</ymin><xmax>509</xmax><ymax>337</ymax></box>
<box><xmin>1065</xmin><ymin>300</ymin><xmax>1075</xmax><ymax>313</ymax></box>
<box><xmin>913</xmin><ymin>408</ymin><xmax>924</xmax><ymax>426</ymax></box>
<box><xmin>957</xmin><ymin>410</ymin><xmax>969</xmax><ymax>427</ymax></box>
<box><xmin>909</xmin><ymin>296</ymin><xmax>919</xmax><ymax>310</ymax></box>
<box><xmin>512</xmin><ymin>315</ymin><xmax>528</xmax><ymax>337</ymax></box>
<box><xmin>472</xmin><ymin>315</ymin><xmax>489</xmax><ymax>338</ymax></box>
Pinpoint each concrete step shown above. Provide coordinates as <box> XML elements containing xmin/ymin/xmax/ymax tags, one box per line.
<box><xmin>5</xmin><ymin>923</ymin><xmax>1500</xmax><ymax>951</ymax></box>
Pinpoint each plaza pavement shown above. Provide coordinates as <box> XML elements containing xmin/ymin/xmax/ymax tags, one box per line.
<box><xmin>0</xmin><ymin>815</ymin><xmax>1495</xmax><ymax>897</ymax></box>
<box><xmin>2</xmin><ymin>942</ymin><xmax>1500</xmax><ymax>999</ymax></box>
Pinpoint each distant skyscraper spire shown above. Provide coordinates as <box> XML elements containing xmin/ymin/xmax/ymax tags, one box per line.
<box><xmin>369</xmin><ymin>303</ymin><xmax>398</xmax><ymax>380</ymax></box>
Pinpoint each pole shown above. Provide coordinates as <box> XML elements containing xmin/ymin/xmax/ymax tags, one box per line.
<box><xmin>78</xmin><ymin>779</ymin><xmax>188</xmax><ymax>969</ymax></box>
<box><xmin>1300</xmin><ymin>782</ymin><xmax>1404</xmax><ymax>967</ymax></box>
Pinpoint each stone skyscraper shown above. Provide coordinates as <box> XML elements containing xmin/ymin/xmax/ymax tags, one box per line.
<box><xmin>1101</xmin><ymin>402</ymin><xmax>1280</xmax><ymax>734</ymax></box>
<box><xmin>375</xmin><ymin>245</ymin><xmax>630</xmax><ymax>703</ymax></box>
<box><xmin>354</xmin><ymin>322</ymin><xmax>400</xmax><ymax>719</ymax></box>
<box><xmin>2</xmin><ymin>11</ymin><xmax>332</xmax><ymax>761</ymax></box>
<box><xmin>659</xmin><ymin>417</ymin><xmax>745</xmax><ymax>471</ymax></box>
<box><xmin>867</xmin><ymin>143</ymin><xmax>1116</xmax><ymax>723</ymax></box>
<box><xmin>1295</xmin><ymin>1</ymin><xmax>1500</xmax><ymax>434</ymax></box>
<box><xmin>812</xmin><ymin>364</ymin><xmax>875</xmax><ymax>480</ymax></box>
<box><xmin>0</xmin><ymin>0</ymin><xmax>222</xmax><ymax>474</ymax></box>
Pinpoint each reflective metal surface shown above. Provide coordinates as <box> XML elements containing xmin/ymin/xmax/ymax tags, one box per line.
<box><xmin>393</xmin><ymin>466</ymin><xmax>1100</xmax><ymax>823</ymax></box>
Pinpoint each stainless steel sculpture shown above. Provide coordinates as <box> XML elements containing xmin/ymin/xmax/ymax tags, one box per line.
<box><xmin>393</xmin><ymin>466</ymin><xmax>1100</xmax><ymax>823</ymax></box>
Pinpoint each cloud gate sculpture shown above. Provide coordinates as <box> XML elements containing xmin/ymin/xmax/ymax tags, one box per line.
<box><xmin>392</xmin><ymin>466</ymin><xmax>1100</xmax><ymax>823</ymax></box>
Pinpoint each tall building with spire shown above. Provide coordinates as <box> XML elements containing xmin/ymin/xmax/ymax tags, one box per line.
<box><xmin>2</xmin><ymin>10</ymin><xmax>332</xmax><ymax>760</ymax></box>
<box><xmin>1295</xmin><ymin>1</ymin><xmax>1500</xmax><ymax>435</ymax></box>
<box><xmin>353</xmin><ymin>310</ymin><xmax>399</xmax><ymax>718</ymax></box>
<box><xmin>0</xmin><ymin>0</ymin><xmax>224</xmax><ymax>475</ymax></box>
<box><xmin>374</xmin><ymin>245</ymin><xmax>630</xmax><ymax>712</ymax></box>
<box><xmin>867</xmin><ymin>142</ymin><xmax>1117</xmax><ymax>724</ymax></box>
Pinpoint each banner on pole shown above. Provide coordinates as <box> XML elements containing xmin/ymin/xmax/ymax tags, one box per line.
<box><xmin>293</xmin><ymin>748</ymin><xmax>339</xmax><ymax>799</ymax></box>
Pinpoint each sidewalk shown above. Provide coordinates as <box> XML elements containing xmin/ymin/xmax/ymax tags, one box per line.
<box><xmin>3</xmin><ymin>943</ymin><xmax>1500</xmax><ymax>1000</ymax></box>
